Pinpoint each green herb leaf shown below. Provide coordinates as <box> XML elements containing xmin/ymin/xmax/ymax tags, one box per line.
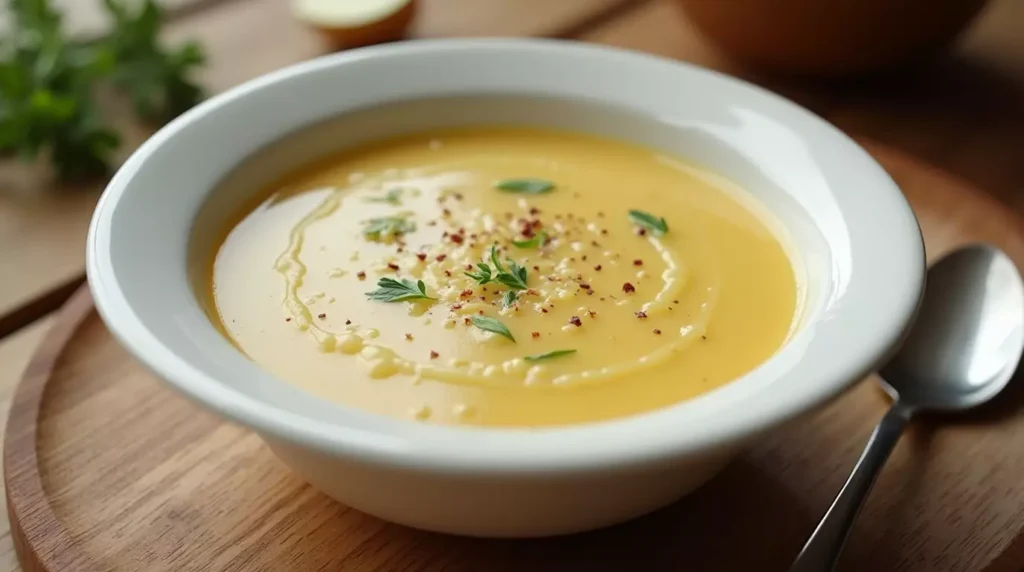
<box><xmin>470</xmin><ymin>316</ymin><xmax>515</xmax><ymax>342</ymax></box>
<box><xmin>524</xmin><ymin>349</ymin><xmax>577</xmax><ymax>362</ymax></box>
<box><xmin>495</xmin><ymin>259</ymin><xmax>529</xmax><ymax>290</ymax></box>
<box><xmin>495</xmin><ymin>178</ymin><xmax>555</xmax><ymax>194</ymax></box>
<box><xmin>465</xmin><ymin>263</ymin><xmax>492</xmax><ymax>285</ymax></box>
<box><xmin>512</xmin><ymin>231</ymin><xmax>547</xmax><ymax>249</ymax></box>
<box><xmin>365</xmin><ymin>277</ymin><xmax>433</xmax><ymax>302</ymax></box>
<box><xmin>362</xmin><ymin>216</ymin><xmax>415</xmax><ymax>241</ymax></box>
<box><xmin>628</xmin><ymin>209</ymin><xmax>669</xmax><ymax>236</ymax></box>
<box><xmin>366</xmin><ymin>188</ymin><xmax>403</xmax><ymax>205</ymax></box>
<box><xmin>501</xmin><ymin>290</ymin><xmax>518</xmax><ymax>308</ymax></box>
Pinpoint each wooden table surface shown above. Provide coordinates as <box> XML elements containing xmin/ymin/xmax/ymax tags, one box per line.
<box><xmin>0</xmin><ymin>0</ymin><xmax>1021</xmax><ymax>569</ymax></box>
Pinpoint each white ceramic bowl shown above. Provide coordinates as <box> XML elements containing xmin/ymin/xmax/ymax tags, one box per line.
<box><xmin>86</xmin><ymin>39</ymin><xmax>924</xmax><ymax>537</ymax></box>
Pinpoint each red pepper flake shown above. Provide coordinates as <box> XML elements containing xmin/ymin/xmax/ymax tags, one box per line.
<box><xmin>635</xmin><ymin>311</ymin><xmax>647</xmax><ymax>319</ymax></box>
<box><xmin>387</xmin><ymin>263</ymin><xmax>400</xmax><ymax>271</ymax></box>
<box><xmin>450</xmin><ymin>234</ymin><xmax>465</xmax><ymax>244</ymax></box>
<box><xmin>436</xmin><ymin>254</ymin><xmax>447</xmax><ymax>262</ymax></box>
<box><xmin>405</xmin><ymin>333</ymin><xmax>413</xmax><ymax>341</ymax></box>
<box><xmin>444</xmin><ymin>270</ymin><xmax>452</xmax><ymax>277</ymax></box>
<box><xmin>633</xmin><ymin>259</ymin><xmax>643</xmax><ymax>266</ymax></box>
<box><xmin>345</xmin><ymin>319</ymin><xmax>352</xmax><ymax>325</ymax></box>
<box><xmin>465</xmin><ymin>264</ymin><xmax>473</xmax><ymax>271</ymax></box>
<box><xmin>430</xmin><ymin>350</ymin><xmax>439</xmax><ymax>359</ymax></box>
<box><xmin>478</xmin><ymin>310</ymin><xmax>484</xmax><ymax>315</ymax></box>
<box><xmin>569</xmin><ymin>316</ymin><xmax>583</xmax><ymax>327</ymax></box>
<box><xmin>479</xmin><ymin>296</ymin><xmax>487</xmax><ymax>301</ymax></box>
<box><xmin>588</xmin><ymin>310</ymin><xmax>598</xmax><ymax>318</ymax></box>
<box><xmin>636</xmin><ymin>227</ymin><xmax>647</xmax><ymax>236</ymax></box>
<box><xmin>463</xmin><ymin>317</ymin><xmax>472</xmax><ymax>325</ymax></box>
<box><xmin>653</xmin><ymin>329</ymin><xmax>662</xmax><ymax>335</ymax></box>
<box><xmin>532</xmin><ymin>264</ymin><xmax>541</xmax><ymax>272</ymax></box>
<box><xmin>525</xmin><ymin>288</ymin><xmax>539</xmax><ymax>296</ymax></box>
<box><xmin>451</xmin><ymin>303</ymin><xmax>463</xmax><ymax>310</ymax></box>
<box><xmin>541</xmin><ymin>308</ymin><xmax>549</xmax><ymax>314</ymax></box>
<box><xmin>285</xmin><ymin>317</ymin><xmax>292</xmax><ymax>322</ymax></box>
<box><xmin>594</xmin><ymin>265</ymin><xmax>602</xmax><ymax>271</ymax></box>
<box><xmin>357</xmin><ymin>271</ymin><xmax>366</xmax><ymax>280</ymax></box>
<box><xmin>531</xmin><ymin>331</ymin><xmax>540</xmax><ymax>339</ymax></box>
<box><xmin>622</xmin><ymin>282</ymin><xmax>636</xmax><ymax>294</ymax></box>
<box><xmin>460</xmin><ymin>289</ymin><xmax>473</xmax><ymax>298</ymax></box>
<box><xmin>416</xmin><ymin>253</ymin><xmax>427</xmax><ymax>261</ymax></box>
<box><xmin>579</xmin><ymin>282</ymin><xmax>591</xmax><ymax>290</ymax></box>
<box><xmin>318</xmin><ymin>313</ymin><xmax>327</xmax><ymax>319</ymax></box>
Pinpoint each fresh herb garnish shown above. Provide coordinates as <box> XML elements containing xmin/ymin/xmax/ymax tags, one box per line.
<box><xmin>470</xmin><ymin>316</ymin><xmax>515</xmax><ymax>342</ymax></box>
<box><xmin>495</xmin><ymin>178</ymin><xmax>555</xmax><ymax>194</ymax></box>
<box><xmin>501</xmin><ymin>290</ymin><xmax>518</xmax><ymax>308</ymax></box>
<box><xmin>362</xmin><ymin>216</ymin><xmax>415</xmax><ymax>241</ymax></box>
<box><xmin>464</xmin><ymin>263</ymin><xmax>492</xmax><ymax>284</ymax></box>
<box><xmin>366</xmin><ymin>188</ymin><xmax>403</xmax><ymax>205</ymax></box>
<box><xmin>365</xmin><ymin>277</ymin><xmax>433</xmax><ymax>302</ymax></box>
<box><xmin>628</xmin><ymin>209</ymin><xmax>669</xmax><ymax>236</ymax></box>
<box><xmin>464</xmin><ymin>246</ymin><xmax>529</xmax><ymax>290</ymax></box>
<box><xmin>512</xmin><ymin>231</ymin><xmax>547</xmax><ymax>249</ymax></box>
<box><xmin>524</xmin><ymin>349</ymin><xmax>577</xmax><ymax>362</ymax></box>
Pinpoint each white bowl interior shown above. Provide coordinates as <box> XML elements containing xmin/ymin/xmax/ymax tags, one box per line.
<box><xmin>87</xmin><ymin>40</ymin><xmax>923</xmax><ymax>471</ymax></box>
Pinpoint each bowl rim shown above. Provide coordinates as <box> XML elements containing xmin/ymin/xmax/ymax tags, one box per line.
<box><xmin>87</xmin><ymin>38</ymin><xmax>924</xmax><ymax>474</ymax></box>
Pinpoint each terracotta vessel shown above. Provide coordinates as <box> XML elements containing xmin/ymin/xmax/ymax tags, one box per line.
<box><xmin>676</xmin><ymin>0</ymin><xmax>989</xmax><ymax>77</ymax></box>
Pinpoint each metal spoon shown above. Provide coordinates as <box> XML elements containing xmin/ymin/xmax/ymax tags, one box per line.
<box><xmin>789</xmin><ymin>244</ymin><xmax>1024</xmax><ymax>572</ymax></box>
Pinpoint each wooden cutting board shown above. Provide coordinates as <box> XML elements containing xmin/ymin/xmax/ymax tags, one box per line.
<box><xmin>5</xmin><ymin>140</ymin><xmax>1024</xmax><ymax>572</ymax></box>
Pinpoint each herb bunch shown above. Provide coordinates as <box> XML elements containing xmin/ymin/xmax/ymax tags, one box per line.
<box><xmin>0</xmin><ymin>0</ymin><xmax>205</xmax><ymax>181</ymax></box>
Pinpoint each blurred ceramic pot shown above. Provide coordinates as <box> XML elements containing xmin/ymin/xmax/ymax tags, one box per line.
<box><xmin>675</xmin><ymin>0</ymin><xmax>989</xmax><ymax>77</ymax></box>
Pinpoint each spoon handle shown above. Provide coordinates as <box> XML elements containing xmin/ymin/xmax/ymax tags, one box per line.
<box><xmin>788</xmin><ymin>403</ymin><xmax>912</xmax><ymax>572</ymax></box>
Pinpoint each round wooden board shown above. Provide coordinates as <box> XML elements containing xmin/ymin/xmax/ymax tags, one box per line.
<box><xmin>6</xmin><ymin>141</ymin><xmax>1024</xmax><ymax>572</ymax></box>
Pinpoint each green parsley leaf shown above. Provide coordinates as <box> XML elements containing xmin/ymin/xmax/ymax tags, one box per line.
<box><xmin>365</xmin><ymin>277</ymin><xmax>433</xmax><ymax>302</ymax></box>
<box><xmin>470</xmin><ymin>316</ymin><xmax>515</xmax><ymax>342</ymax></box>
<box><xmin>512</xmin><ymin>231</ymin><xmax>547</xmax><ymax>249</ymax></box>
<box><xmin>501</xmin><ymin>290</ymin><xmax>518</xmax><ymax>308</ymax></box>
<box><xmin>495</xmin><ymin>178</ymin><xmax>555</xmax><ymax>194</ymax></box>
<box><xmin>362</xmin><ymin>216</ymin><xmax>415</xmax><ymax>241</ymax></box>
<box><xmin>366</xmin><ymin>188</ymin><xmax>403</xmax><ymax>205</ymax></box>
<box><xmin>495</xmin><ymin>259</ymin><xmax>529</xmax><ymax>290</ymax></box>
<box><xmin>524</xmin><ymin>349</ymin><xmax>577</xmax><ymax>362</ymax></box>
<box><xmin>464</xmin><ymin>263</ymin><xmax>493</xmax><ymax>285</ymax></box>
<box><xmin>628</xmin><ymin>209</ymin><xmax>669</xmax><ymax>236</ymax></box>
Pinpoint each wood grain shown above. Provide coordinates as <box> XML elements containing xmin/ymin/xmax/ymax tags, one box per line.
<box><xmin>0</xmin><ymin>319</ymin><xmax>53</xmax><ymax>572</ymax></box>
<box><xmin>5</xmin><ymin>143</ymin><xmax>1024</xmax><ymax>571</ymax></box>
<box><xmin>0</xmin><ymin>0</ymin><xmax>637</xmax><ymax>340</ymax></box>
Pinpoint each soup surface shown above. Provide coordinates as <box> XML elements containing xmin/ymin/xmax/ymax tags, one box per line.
<box><xmin>209</xmin><ymin>127</ymin><xmax>798</xmax><ymax>426</ymax></box>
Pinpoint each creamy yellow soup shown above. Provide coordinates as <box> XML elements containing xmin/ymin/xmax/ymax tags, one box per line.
<box><xmin>209</xmin><ymin>127</ymin><xmax>798</xmax><ymax>427</ymax></box>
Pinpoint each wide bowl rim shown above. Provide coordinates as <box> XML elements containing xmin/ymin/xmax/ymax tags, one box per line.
<box><xmin>86</xmin><ymin>38</ymin><xmax>924</xmax><ymax>474</ymax></box>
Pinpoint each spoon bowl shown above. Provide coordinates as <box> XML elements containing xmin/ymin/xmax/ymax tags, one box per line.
<box><xmin>880</xmin><ymin>245</ymin><xmax>1024</xmax><ymax>412</ymax></box>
